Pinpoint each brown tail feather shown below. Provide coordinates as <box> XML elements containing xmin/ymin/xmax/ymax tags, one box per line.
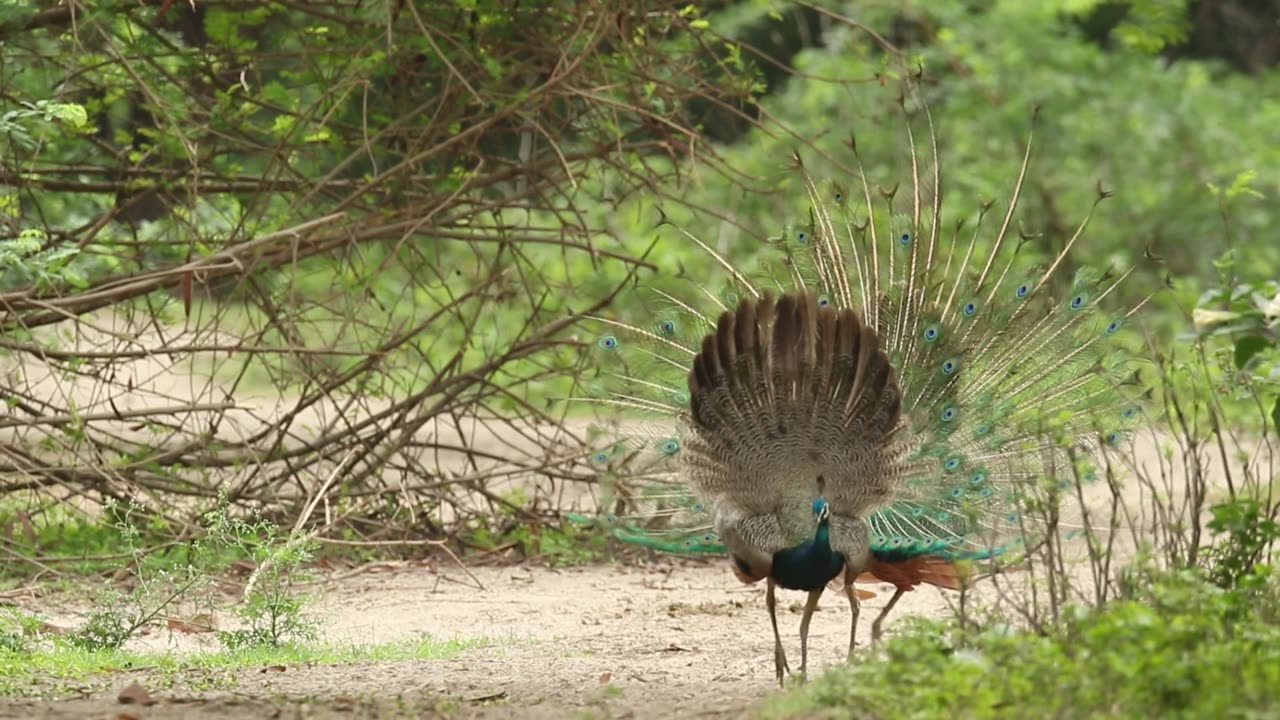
<box><xmin>685</xmin><ymin>290</ymin><xmax>904</xmax><ymax>519</ymax></box>
<box><xmin>853</xmin><ymin>555</ymin><xmax>971</xmax><ymax>592</ymax></box>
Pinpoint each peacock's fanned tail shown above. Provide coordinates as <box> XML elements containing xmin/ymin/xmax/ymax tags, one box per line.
<box><xmin>570</xmin><ymin>99</ymin><xmax>1155</xmax><ymax>566</ymax></box>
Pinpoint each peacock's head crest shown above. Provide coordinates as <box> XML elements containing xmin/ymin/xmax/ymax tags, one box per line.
<box><xmin>811</xmin><ymin>497</ymin><xmax>830</xmax><ymax>522</ymax></box>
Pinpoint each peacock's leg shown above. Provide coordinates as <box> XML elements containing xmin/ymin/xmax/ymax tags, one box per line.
<box><xmin>842</xmin><ymin>581</ymin><xmax>861</xmax><ymax>661</ymax></box>
<box><xmin>871</xmin><ymin>587</ymin><xmax>906</xmax><ymax>643</ymax></box>
<box><xmin>798</xmin><ymin>587</ymin><xmax>823</xmax><ymax>681</ymax></box>
<box><xmin>767</xmin><ymin>577</ymin><xmax>790</xmax><ymax>685</ymax></box>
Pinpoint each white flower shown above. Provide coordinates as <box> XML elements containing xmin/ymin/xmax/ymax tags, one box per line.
<box><xmin>1264</xmin><ymin>291</ymin><xmax>1280</xmax><ymax>324</ymax></box>
<box><xmin>1191</xmin><ymin>308</ymin><xmax>1240</xmax><ymax>333</ymax></box>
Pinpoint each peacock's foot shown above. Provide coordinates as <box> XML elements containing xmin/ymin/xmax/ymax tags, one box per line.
<box><xmin>774</xmin><ymin>645</ymin><xmax>790</xmax><ymax>686</ymax></box>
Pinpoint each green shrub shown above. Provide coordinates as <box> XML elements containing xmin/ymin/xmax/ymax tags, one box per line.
<box><xmin>763</xmin><ymin>567</ymin><xmax>1280</xmax><ymax>719</ymax></box>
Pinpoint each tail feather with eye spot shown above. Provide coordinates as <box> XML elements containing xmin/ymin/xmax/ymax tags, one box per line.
<box><xmin>567</xmin><ymin>84</ymin><xmax>1155</xmax><ymax>601</ymax></box>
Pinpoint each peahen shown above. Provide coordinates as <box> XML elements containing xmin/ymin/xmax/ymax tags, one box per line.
<box><xmin>572</xmin><ymin>100</ymin><xmax>1152</xmax><ymax>684</ymax></box>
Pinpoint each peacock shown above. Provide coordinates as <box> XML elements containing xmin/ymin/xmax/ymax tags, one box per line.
<box><xmin>570</xmin><ymin>95</ymin><xmax>1153</xmax><ymax>685</ymax></box>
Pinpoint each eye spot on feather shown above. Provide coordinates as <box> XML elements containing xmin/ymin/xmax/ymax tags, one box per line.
<box><xmin>796</xmin><ymin>230</ymin><xmax>810</xmax><ymax>244</ymax></box>
<box><xmin>591</xmin><ymin>451</ymin><xmax>610</xmax><ymax>463</ymax></box>
<box><xmin>923</xmin><ymin>324</ymin><xmax>941</xmax><ymax>342</ymax></box>
<box><xmin>899</xmin><ymin>233</ymin><xmax>912</xmax><ymax>246</ymax></box>
<box><xmin>963</xmin><ymin>301</ymin><xmax>979</xmax><ymax>317</ymax></box>
<box><xmin>941</xmin><ymin>407</ymin><xmax>957</xmax><ymax>422</ymax></box>
<box><xmin>943</xmin><ymin>456</ymin><xmax>962</xmax><ymax>473</ymax></box>
<box><xmin>692</xmin><ymin>502</ymin><xmax>705</xmax><ymax>512</ymax></box>
<box><xmin>818</xmin><ymin>295</ymin><xmax>832</xmax><ymax>308</ymax></box>
<box><xmin>1106</xmin><ymin>431</ymin><xmax>1123</xmax><ymax>446</ymax></box>
<box><xmin>979</xmin><ymin>487</ymin><xmax>995</xmax><ymax>498</ymax></box>
<box><xmin>969</xmin><ymin>469</ymin><xmax>988</xmax><ymax>486</ymax></box>
<box><xmin>672</xmin><ymin>390</ymin><xmax>690</xmax><ymax>404</ymax></box>
<box><xmin>1015</xmin><ymin>283</ymin><xmax>1030</xmax><ymax>299</ymax></box>
<box><xmin>657</xmin><ymin>319</ymin><xmax>677</xmax><ymax>336</ymax></box>
<box><xmin>660</xmin><ymin>439</ymin><xmax>681</xmax><ymax>455</ymax></box>
<box><xmin>942</xmin><ymin>358</ymin><xmax>958</xmax><ymax>375</ymax></box>
<box><xmin>598</xmin><ymin>335</ymin><xmax>618</xmax><ymax>350</ymax></box>
<box><xmin>1105</xmin><ymin>319</ymin><xmax>1122</xmax><ymax>335</ymax></box>
<box><xmin>833</xmin><ymin>190</ymin><xmax>845</xmax><ymax>202</ymax></box>
<box><xmin>974</xmin><ymin>424</ymin><xmax>992</xmax><ymax>437</ymax></box>
<box><xmin>1005</xmin><ymin>513</ymin><xmax>1020</xmax><ymax>526</ymax></box>
<box><xmin>949</xmin><ymin>487</ymin><xmax>965</xmax><ymax>499</ymax></box>
<box><xmin>1122</xmin><ymin>407</ymin><xmax>1138</xmax><ymax>420</ymax></box>
<box><xmin>1070</xmin><ymin>294</ymin><xmax>1087</xmax><ymax>310</ymax></box>
<box><xmin>605</xmin><ymin>515</ymin><xmax>618</xmax><ymax>524</ymax></box>
<box><xmin>910</xmin><ymin>507</ymin><xmax>926</xmax><ymax>518</ymax></box>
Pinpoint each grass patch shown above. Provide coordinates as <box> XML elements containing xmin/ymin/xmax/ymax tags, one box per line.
<box><xmin>0</xmin><ymin>635</ymin><xmax>489</xmax><ymax>697</ymax></box>
<box><xmin>761</xmin><ymin>567</ymin><xmax>1280</xmax><ymax>719</ymax></box>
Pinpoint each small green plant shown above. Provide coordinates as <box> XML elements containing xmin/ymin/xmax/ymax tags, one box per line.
<box><xmin>200</xmin><ymin>508</ymin><xmax>321</xmax><ymax>650</ymax></box>
<box><xmin>0</xmin><ymin>607</ymin><xmax>42</xmax><ymax>654</ymax></box>
<box><xmin>64</xmin><ymin>598</ymin><xmax>134</xmax><ymax>652</ymax></box>
<box><xmin>1203</xmin><ymin>497</ymin><xmax>1280</xmax><ymax>589</ymax></box>
<box><xmin>10</xmin><ymin>498</ymin><xmax>324</xmax><ymax>654</ymax></box>
<box><xmin>61</xmin><ymin>500</ymin><xmax>206</xmax><ymax>652</ymax></box>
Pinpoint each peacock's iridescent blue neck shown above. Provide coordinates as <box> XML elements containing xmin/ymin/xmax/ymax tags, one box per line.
<box><xmin>771</xmin><ymin>512</ymin><xmax>846</xmax><ymax>591</ymax></box>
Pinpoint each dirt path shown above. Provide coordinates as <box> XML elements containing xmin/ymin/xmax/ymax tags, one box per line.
<box><xmin>0</xmin><ymin>560</ymin><xmax>970</xmax><ymax>719</ymax></box>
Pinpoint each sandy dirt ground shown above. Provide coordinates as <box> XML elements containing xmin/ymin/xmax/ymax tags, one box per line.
<box><xmin>0</xmin><ymin>559</ymin><xmax>975</xmax><ymax>719</ymax></box>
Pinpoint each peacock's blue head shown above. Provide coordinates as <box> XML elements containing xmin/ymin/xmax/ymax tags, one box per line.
<box><xmin>811</xmin><ymin>497</ymin><xmax>830</xmax><ymax>521</ymax></box>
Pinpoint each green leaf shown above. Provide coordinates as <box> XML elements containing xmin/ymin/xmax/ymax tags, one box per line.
<box><xmin>1272</xmin><ymin>397</ymin><xmax>1280</xmax><ymax>438</ymax></box>
<box><xmin>43</xmin><ymin>102</ymin><xmax>88</xmax><ymax>130</ymax></box>
<box><xmin>1233</xmin><ymin>335</ymin><xmax>1271</xmax><ymax>370</ymax></box>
